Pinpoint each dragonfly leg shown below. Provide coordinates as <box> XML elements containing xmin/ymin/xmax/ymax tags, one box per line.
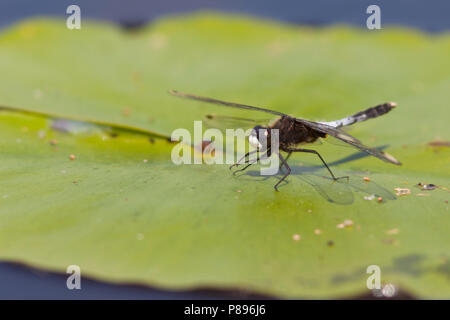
<box><xmin>274</xmin><ymin>152</ymin><xmax>291</xmax><ymax>191</ymax></box>
<box><xmin>231</xmin><ymin>149</ymin><xmax>269</xmax><ymax>175</ymax></box>
<box><xmin>229</xmin><ymin>150</ymin><xmax>258</xmax><ymax>170</ymax></box>
<box><xmin>231</xmin><ymin>162</ymin><xmax>254</xmax><ymax>176</ymax></box>
<box><xmin>286</xmin><ymin>148</ymin><xmax>349</xmax><ymax>181</ymax></box>
<box><xmin>279</xmin><ymin>152</ymin><xmax>292</xmax><ymax>172</ymax></box>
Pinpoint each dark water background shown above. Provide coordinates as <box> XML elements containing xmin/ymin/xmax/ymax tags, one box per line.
<box><xmin>0</xmin><ymin>0</ymin><xmax>447</xmax><ymax>299</ymax></box>
<box><xmin>1</xmin><ymin>0</ymin><xmax>449</xmax><ymax>31</ymax></box>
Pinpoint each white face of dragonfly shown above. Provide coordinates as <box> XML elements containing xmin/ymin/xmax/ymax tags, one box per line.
<box><xmin>249</xmin><ymin>127</ymin><xmax>268</xmax><ymax>150</ymax></box>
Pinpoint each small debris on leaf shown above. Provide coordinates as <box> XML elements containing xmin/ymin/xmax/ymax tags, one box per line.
<box><xmin>37</xmin><ymin>130</ymin><xmax>46</xmax><ymax>139</ymax></box>
<box><xmin>143</xmin><ymin>159</ymin><xmax>148</xmax><ymax>163</ymax></box>
<box><xmin>417</xmin><ymin>182</ymin><xmax>437</xmax><ymax>191</ymax></box>
<box><xmin>386</xmin><ymin>228</ymin><xmax>399</xmax><ymax>235</ymax></box>
<box><xmin>33</xmin><ymin>88</ymin><xmax>43</xmax><ymax>100</ymax></box>
<box><xmin>343</xmin><ymin>219</ymin><xmax>354</xmax><ymax>227</ymax></box>
<box><xmin>49</xmin><ymin>139</ymin><xmax>57</xmax><ymax>146</ymax></box>
<box><xmin>377</xmin><ymin>197</ymin><xmax>383</xmax><ymax>203</ymax></box>
<box><xmin>327</xmin><ymin>240</ymin><xmax>335</xmax><ymax>247</ymax></box>
<box><xmin>292</xmin><ymin>234</ymin><xmax>301</xmax><ymax>241</ymax></box>
<box><xmin>394</xmin><ymin>188</ymin><xmax>411</xmax><ymax>196</ymax></box>
<box><xmin>363</xmin><ymin>177</ymin><xmax>370</xmax><ymax>182</ymax></box>
<box><xmin>69</xmin><ymin>154</ymin><xmax>76</xmax><ymax>160</ymax></box>
<box><xmin>136</xmin><ymin>233</ymin><xmax>144</xmax><ymax>240</ymax></box>
<box><xmin>336</xmin><ymin>223</ymin><xmax>344</xmax><ymax>229</ymax></box>
<box><xmin>364</xmin><ymin>194</ymin><xmax>375</xmax><ymax>201</ymax></box>
<box><xmin>314</xmin><ymin>229</ymin><xmax>321</xmax><ymax>235</ymax></box>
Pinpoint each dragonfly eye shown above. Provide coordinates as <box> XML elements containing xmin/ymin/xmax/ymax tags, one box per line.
<box><xmin>249</xmin><ymin>126</ymin><xmax>267</xmax><ymax>149</ymax></box>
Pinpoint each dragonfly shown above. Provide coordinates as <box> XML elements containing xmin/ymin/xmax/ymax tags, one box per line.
<box><xmin>169</xmin><ymin>90</ymin><xmax>401</xmax><ymax>191</ymax></box>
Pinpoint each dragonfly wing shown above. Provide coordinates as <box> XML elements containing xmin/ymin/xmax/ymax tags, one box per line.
<box><xmin>203</xmin><ymin>114</ymin><xmax>273</xmax><ymax>131</ymax></box>
<box><xmin>169</xmin><ymin>90</ymin><xmax>288</xmax><ymax>117</ymax></box>
<box><xmin>296</xmin><ymin>118</ymin><xmax>401</xmax><ymax>165</ymax></box>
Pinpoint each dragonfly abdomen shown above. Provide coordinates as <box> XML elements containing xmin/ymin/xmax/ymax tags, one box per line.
<box><xmin>320</xmin><ymin>102</ymin><xmax>397</xmax><ymax>128</ymax></box>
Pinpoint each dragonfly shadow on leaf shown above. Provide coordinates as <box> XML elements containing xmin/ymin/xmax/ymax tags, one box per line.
<box><xmin>235</xmin><ymin>145</ymin><xmax>396</xmax><ymax>204</ymax></box>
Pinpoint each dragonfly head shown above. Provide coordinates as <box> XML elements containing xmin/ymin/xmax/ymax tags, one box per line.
<box><xmin>249</xmin><ymin>125</ymin><xmax>269</xmax><ymax>150</ymax></box>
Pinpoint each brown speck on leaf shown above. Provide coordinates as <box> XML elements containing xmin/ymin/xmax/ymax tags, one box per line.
<box><xmin>194</xmin><ymin>140</ymin><xmax>215</xmax><ymax>155</ymax></box>
<box><xmin>327</xmin><ymin>240</ymin><xmax>335</xmax><ymax>247</ymax></box>
<box><xmin>377</xmin><ymin>197</ymin><xmax>383</xmax><ymax>203</ymax></box>
<box><xmin>307</xmin><ymin>209</ymin><xmax>312</xmax><ymax>213</ymax></box>
<box><xmin>427</xmin><ymin>140</ymin><xmax>450</xmax><ymax>147</ymax></box>
<box><xmin>69</xmin><ymin>154</ymin><xmax>76</xmax><ymax>160</ymax></box>
<box><xmin>149</xmin><ymin>137</ymin><xmax>155</xmax><ymax>144</ymax></box>
<box><xmin>394</xmin><ymin>188</ymin><xmax>411</xmax><ymax>196</ymax></box>
<box><xmin>363</xmin><ymin>177</ymin><xmax>370</xmax><ymax>182</ymax></box>
<box><xmin>382</xmin><ymin>238</ymin><xmax>397</xmax><ymax>245</ymax></box>
<box><xmin>122</xmin><ymin>107</ymin><xmax>131</xmax><ymax>117</ymax></box>
<box><xmin>49</xmin><ymin>139</ymin><xmax>57</xmax><ymax>146</ymax></box>
<box><xmin>445</xmin><ymin>200</ymin><xmax>448</xmax><ymax>204</ymax></box>
<box><xmin>314</xmin><ymin>229</ymin><xmax>321</xmax><ymax>235</ymax></box>
<box><xmin>236</xmin><ymin>190</ymin><xmax>242</xmax><ymax>193</ymax></box>
<box><xmin>132</xmin><ymin>72</ymin><xmax>141</xmax><ymax>83</ymax></box>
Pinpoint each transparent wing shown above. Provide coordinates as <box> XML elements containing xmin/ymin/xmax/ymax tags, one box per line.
<box><xmin>203</xmin><ymin>114</ymin><xmax>273</xmax><ymax>131</ymax></box>
<box><xmin>169</xmin><ymin>90</ymin><xmax>287</xmax><ymax>117</ymax></box>
<box><xmin>296</xmin><ymin>118</ymin><xmax>401</xmax><ymax>165</ymax></box>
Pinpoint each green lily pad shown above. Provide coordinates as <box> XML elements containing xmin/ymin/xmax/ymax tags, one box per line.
<box><xmin>0</xmin><ymin>14</ymin><xmax>449</xmax><ymax>298</ymax></box>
